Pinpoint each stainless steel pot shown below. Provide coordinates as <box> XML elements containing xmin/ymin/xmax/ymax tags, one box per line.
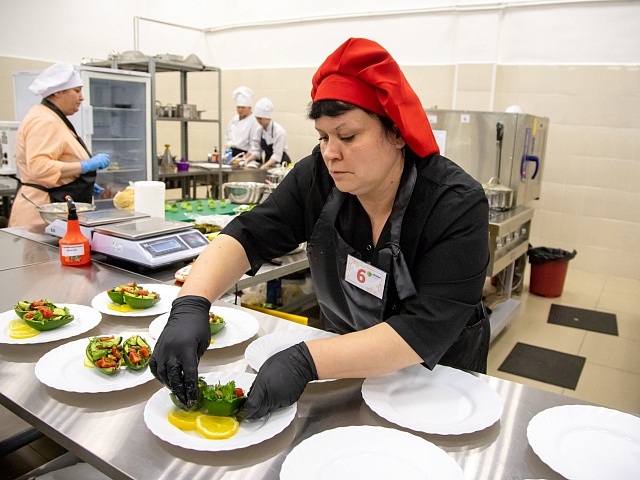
<box><xmin>482</xmin><ymin>177</ymin><xmax>514</xmax><ymax>211</ymax></box>
<box><xmin>178</xmin><ymin>104</ymin><xmax>197</xmax><ymax>119</ymax></box>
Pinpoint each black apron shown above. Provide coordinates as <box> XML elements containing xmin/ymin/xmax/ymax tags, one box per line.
<box><xmin>260</xmin><ymin>127</ymin><xmax>291</xmax><ymax>166</ymax></box>
<box><xmin>306</xmin><ymin>159</ymin><xmax>490</xmax><ymax>372</ymax></box>
<box><xmin>18</xmin><ymin>99</ymin><xmax>95</xmax><ymax>204</ymax></box>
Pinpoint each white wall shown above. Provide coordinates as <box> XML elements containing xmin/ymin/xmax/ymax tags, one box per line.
<box><xmin>3</xmin><ymin>1</ymin><xmax>639</xmax><ymax>67</ymax></box>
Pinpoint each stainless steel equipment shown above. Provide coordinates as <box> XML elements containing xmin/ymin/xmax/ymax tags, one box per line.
<box><xmin>426</xmin><ymin>109</ymin><xmax>548</xmax><ymax>208</ymax></box>
<box><xmin>488</xmin><ymin>206</ymin><xmax>533</xmax><ymax>277</ymax></box>
<box><xmin>426</xmin><ymin>108</ymin><xmax>547</xmax><ymax>276</ymax></box>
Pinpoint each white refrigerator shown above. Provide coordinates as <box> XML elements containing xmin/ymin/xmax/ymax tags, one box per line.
<box><xmin>13</xmin><ymin>66</ymin><xmax>152</xmax><ymax>209</ymax></box>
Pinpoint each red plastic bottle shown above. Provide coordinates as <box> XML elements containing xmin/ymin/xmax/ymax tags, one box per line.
<box><xmin>59</xmin><ymin>196</ymin><xmax>91</xmax><ymax>266</ymax></box>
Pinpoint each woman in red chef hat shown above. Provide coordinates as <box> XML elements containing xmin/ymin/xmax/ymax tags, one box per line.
<box><xmin>151</xmin><ymin>38</ymin><xmax>490</xmax><ymax>419</ymax></box>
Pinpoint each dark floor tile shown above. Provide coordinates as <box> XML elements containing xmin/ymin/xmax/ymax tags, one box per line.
<box><xmin>498</xmin><ymin>342</ymin><xmax>586</xmax><ymax>389</ymax></box>
<box><xmin>547</xmin><ymin>304</ymin><xmax>618</xmax><ymax>335</ymax></box>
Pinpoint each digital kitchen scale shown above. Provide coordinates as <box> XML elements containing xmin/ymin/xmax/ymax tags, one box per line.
<box><xmin>44</xmin><ymin>209</ymin><xmax>151</xmax><ymax>240</ymax></box>
<box><xmin>44</xmin><ymin>210</ymin><xmax>210</xmax><ymax>268</ymax></box>
<box><xmin>91</xmin><ymin>217</ymin><xmax>209</xmax><ymax>267</ymax></box>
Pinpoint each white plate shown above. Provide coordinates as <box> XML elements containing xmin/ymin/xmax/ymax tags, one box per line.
<box><xmin>90</xmin><ymin>283</ymin><xmax>180</xmax><ymax>317</ymax></box>
<box><xmin>144</xmin><ymin>371</ymin><xmax>296</xmax><ymax>451</ymax></box>
<box><xmin>149</xmin><ymin>306</ymin><xmax>259</xmax><ymax>349</ymax></box>
<box><xmin>361</xmin><ymin>364</ymin><xmax>503</xmax><ymax>435</ymax></box>
<box><xmin>280</xmin><ymin>425</ymin><xmax>464</xmax><ymax>480</ymax></box>
<box><xmin>244</xmin><ymin>329</ymin><xmax>338</xmax><ymax>375</ymax></box>
<box><xmin>527</xmin><ymin>405</ymin><xmax>640</xmax><ymax>480</ymax></box>
<box><xmin>0</xmin><ymin>304</ymin><xmax>101</xmax><ymax>345</ymax></box>
<box><xmin>35</xmin><ymin>333</ymin><xmax>156</xmax><ymax>393</ymax></box>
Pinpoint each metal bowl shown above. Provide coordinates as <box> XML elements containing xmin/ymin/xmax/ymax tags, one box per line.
<box><xmin>222</xmin><ymin>182</ymin><xmax>268</xmax><ymax>204</ymax></box>
<box><xmin>267</xmin><ymin>165</ymin><xmax>293</xmax><ymax>178</ymax></box>
<box><xmin>37</xmin><ymin>202</ymin><xmax>96</xmax><ymax>224</ymax></box>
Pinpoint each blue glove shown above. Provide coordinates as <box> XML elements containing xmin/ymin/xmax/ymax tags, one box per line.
<box><xmin>239</xmin><ymin>342</ymin><xmax>318</xmax><ymax>420</ymax></box>
<box><xmin>92</xmin><ymin>183</ymin><xmax>105</xmax><ymax>196</ymax></box>
<box><xmin>150</xmin><ymin>295</ymin><xmax>212</xmax><ymax>410</ymax></box>
<box><xmin>80</xmin><ymin>153</ymin><xmax>110</xmax><ymax>174</ymax></box>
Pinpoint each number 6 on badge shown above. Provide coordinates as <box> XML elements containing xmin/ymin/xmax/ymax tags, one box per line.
<box><xmin>345</xmin><ymin>255</ymin><xmax>387</xmax><ymax>299</ymax></box>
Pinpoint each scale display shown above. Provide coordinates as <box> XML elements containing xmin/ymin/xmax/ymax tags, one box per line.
<box><xmin>140</xmin><ymin>232</ymin><xmax>208</xmax><ymax>258</ymax></box>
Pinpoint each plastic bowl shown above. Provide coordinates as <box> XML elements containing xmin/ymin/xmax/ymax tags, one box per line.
<box><xmin>37</xmin><ymin>202</ymin><xmax>96</xmax><ymax>224</ymax></box>
<box><xmin>222</xmin><ymin>182</ymin><xmax>267</xmax><ymax>204</ymax></box>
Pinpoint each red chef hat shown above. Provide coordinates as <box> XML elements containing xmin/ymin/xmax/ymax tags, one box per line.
<box><xmin>311</xmin><ymin>38</ymin><xmax>439</xmax><ymax>157</ymax></box>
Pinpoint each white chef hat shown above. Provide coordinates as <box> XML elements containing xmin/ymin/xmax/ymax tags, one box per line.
<box><xmin>232</xmin><ymin>86</ymin><xmax>253</xmax><ymax>107</ymax></box>
<box><xmin>29</xmin><ymin>62</ymin><xmax>83</xmax><ymax>98</ymax></box>
<box><xmin>254</xmin><ymin>98</ymin><xmax>273</xmax><ymax>119</ymax></box>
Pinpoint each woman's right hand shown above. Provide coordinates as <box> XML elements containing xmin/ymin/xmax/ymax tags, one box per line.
<box><xmin>80</xmin><ymin>153</ymin><xmax>110</xmax><ymax>174</ymax></box>
<box><xmin>149</xmin><ymin>295</ymin><xmax>212</xmax><ymax>410</ymax></box>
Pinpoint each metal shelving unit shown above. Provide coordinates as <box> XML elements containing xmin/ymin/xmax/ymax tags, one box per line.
<box><xmin>86</xmin><ymin>56</ymin><xmax>223</xmax><ymax>189</ymax></box>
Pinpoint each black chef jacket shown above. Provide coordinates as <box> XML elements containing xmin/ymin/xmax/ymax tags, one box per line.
<box><xmin>223</xmin><ymin>146</ymin><xmax>489</xmax><ymax>368</ymax></box>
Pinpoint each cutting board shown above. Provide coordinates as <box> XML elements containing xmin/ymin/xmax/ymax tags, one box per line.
<box><xmin>164</xmin><ymin>199</ymin><xmax>238</xmax><ymax>222</ymax></box>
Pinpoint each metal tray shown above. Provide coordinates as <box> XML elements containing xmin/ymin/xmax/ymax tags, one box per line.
<box><xmin>78</xmin><ymin>209</ymin><xmax>150</xmax><ymax>227</ymax></box>
<box><xmin>93</xmin><ymin>218</ymin><xmax>192</xmax><ymax>240</ymax></box>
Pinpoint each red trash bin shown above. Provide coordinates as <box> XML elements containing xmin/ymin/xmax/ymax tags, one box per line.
<box><xmin>529</xmin><ymin>260</ymin><xmax>569</xmax><ymax>297</ymax></box>
<box><xmin>527</xmin><ymin>247</ymin><xmax>577</xmax><ymax>298</ymax></box>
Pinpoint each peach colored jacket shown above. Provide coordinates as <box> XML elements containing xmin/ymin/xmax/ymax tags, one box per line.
<box><xmin>9</xmin><ymin>104</ymin><xmax>89</xmax><ymax>227</ymax></box>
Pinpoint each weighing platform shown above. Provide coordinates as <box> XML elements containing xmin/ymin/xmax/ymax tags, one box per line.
<box><xmin>44</xmin><ymin>209</ymin><xmax>209</xmax><ymax>268</ymax></box>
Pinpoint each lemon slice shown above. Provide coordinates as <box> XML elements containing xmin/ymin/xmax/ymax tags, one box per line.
<box><xmin>83</xmin><ymin>356</ymin><xmax>95</xmax><ymax>368</ymax></box>
<box><xmin>167</xmin><ymin>410</ymin><xmax>202</xmax><ymax>431</ymax></box>
<box><xmin>9</xmin><ymin>319</ymin><xmax>28</xmax><ymax>330</ymax></box>
<box><xmin>196</xmin><ymin>414</ymin><xmax>239</xmax><ymax>439</ymax></box>
<box><xmin>107</xmin><ymin>303</ymin><xmax>141</xmax><ymax>313</ymax></box>
<box><xmin>8</xmin><ymin>319</ymin><xmax>41</xmax><ymax>339</ymax></box>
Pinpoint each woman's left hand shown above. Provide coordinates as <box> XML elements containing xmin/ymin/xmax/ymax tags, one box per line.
<box><xmin>239</xmin><ymin>342</ymin><xmax>318</xmax><ymax>419</ymax></box>
<box><xmin>93</xmin><ymin>183</ymin><xmax>105</xmax><ymax>195</ymax></box>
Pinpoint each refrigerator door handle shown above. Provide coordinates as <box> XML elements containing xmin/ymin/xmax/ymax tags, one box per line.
<box><xmin>82</xmin><ymin>104</ymin><xmax>94</xmax><ymax>137</ymax></box>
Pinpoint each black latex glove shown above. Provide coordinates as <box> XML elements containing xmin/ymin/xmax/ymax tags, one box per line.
<box><xmin>240</xmin><ymin>342</ymin><xmax>318</xmax><ymax>420</ymax></box>
<box><xmin>150</xmin><ymin>295</ymin><xmax>211</xmax><ymax>409</ymax></box>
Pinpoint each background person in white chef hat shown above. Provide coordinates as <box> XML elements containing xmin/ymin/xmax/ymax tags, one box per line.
<box><xmin>242</xmin><ymin>97</ymin><xmax>292</xmax><ymax>170</ymax></box>
<box><xmin>9</xmin><ymin>62</ymin><xmax>110</xmax><ymax>227</ymax></box>
<box><xmin>224</xmin><ymin>86</ymin><xmax>261</xmax><ymax>161</ymax></box>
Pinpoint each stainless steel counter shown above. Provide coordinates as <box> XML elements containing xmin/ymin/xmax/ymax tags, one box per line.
<box><xmin>0</xmin><ymin>230</ymin><xmax>599</xmax><ymax>479</ymax></box>
<box><xmin>2</xmin><ymin>226</ymin><xmax>309</xmax><ymax>290</ymax></box>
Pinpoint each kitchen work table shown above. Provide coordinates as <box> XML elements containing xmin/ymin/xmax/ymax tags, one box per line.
<box><xmin>3</xmin><ymin>225</ymin><xmax>310</xmax><ymax>292</ymax></box>
<box><xmin>158</xmin><ymin>166</ymin><xmax>216</xmax><ymax>200</ymax></box>
<box><xmin>0</xmin><ymin>230</ymin><xmax>603</xmax><ymax>480</ymax></box>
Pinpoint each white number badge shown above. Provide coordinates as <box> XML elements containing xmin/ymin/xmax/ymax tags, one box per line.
<box><xmin>344</xmin><ymin>254</ymin><xmax>387</xmax><ymax>299</ymax></box>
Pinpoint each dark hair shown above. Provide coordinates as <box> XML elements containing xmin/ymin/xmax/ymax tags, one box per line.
<box><xmin>308</xmin><ymin>100</ymin><xmax>398</xmax><ymax>137</ymax></box>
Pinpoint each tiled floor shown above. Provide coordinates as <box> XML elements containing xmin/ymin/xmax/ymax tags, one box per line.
<box><xmin>488</xmin><ymin>266</ymin><xmax>640</xmax><ymax>415</ymax></box>
<box><xmin>1</xmin><ymin>267</ymin><xmax>639</xmax><ymax>478</ymax></box>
